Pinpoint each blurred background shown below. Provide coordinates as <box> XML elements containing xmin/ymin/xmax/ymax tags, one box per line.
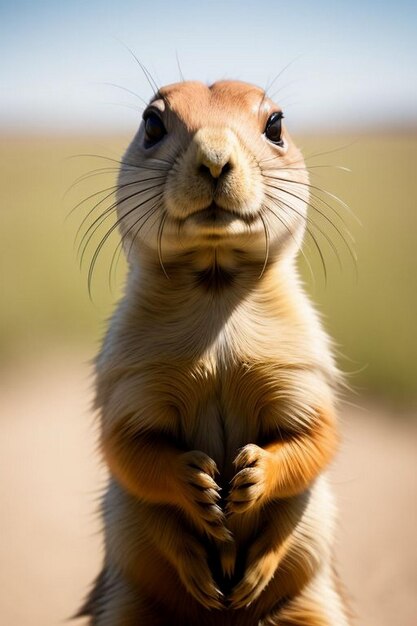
<box><xmin>0</xmin><ymin>1</ymin><xmax>416</xmax><ymax>625</ymax></box>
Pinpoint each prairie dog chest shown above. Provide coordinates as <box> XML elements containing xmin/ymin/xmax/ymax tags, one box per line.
<box><xmin>104</xmin><ymin>279</ymin><xmax>323</xmax><ymax>475</ymax></box>
<box><xmin>172</xmin><ymin>357</ymin><xmax>244</xmax><ymax>478</ymax></box>
<box><xmin>167</xmin><ymin>335</ymin><xmax>282</xmax><ymax>478</ymax></box>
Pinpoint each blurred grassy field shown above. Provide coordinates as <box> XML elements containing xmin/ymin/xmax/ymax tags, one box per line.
<box><xmin>1</xmin><ymin>132</ymin><xmax>416</xmax><ymax>402</ymax></box>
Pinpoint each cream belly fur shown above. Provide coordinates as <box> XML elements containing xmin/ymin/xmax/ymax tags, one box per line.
<box><xmin>79</xmin><ymin>80</ymin><xmax>352</xmax><ymax>625</ymax></box>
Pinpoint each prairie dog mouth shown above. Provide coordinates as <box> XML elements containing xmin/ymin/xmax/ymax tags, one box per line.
<box><xmin>189</xmin><ymin>203</ymin><xmax>257</xmax><ymax>226</ymax></box>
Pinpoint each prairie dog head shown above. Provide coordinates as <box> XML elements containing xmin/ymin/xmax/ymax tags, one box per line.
<box><xmin>118</xmin><ymin>80</ymin><xmax>309</xmax><ymax>272</ymax></box>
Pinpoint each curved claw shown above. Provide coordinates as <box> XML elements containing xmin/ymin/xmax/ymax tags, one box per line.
<box><xmin>234</xmin><ymin>443</ymin><xmax>265</xmax><ymax>470</ymax></box>
<box><xmin>179</xmin><ymin>450</ymin><xmax>231</xmax><ymax>540</ymax></box>
<box><xmin>177</xmin><ymin>538</ymin><xmax>225</xmax><ymax>610</ymax></box>
<box><xmin>228</xmin><ymin>445</ymin><xmax>268</xmax><ymax>515</ymax></box>
<box><xmin>188</xmin><ymin>576</ymin><xmax>224</xmax><ymax>610</ymax></box>
<box><xmin>229</xmin><ymin>551</ymin><xmax>279</xmax><ymax>609</ymax></box>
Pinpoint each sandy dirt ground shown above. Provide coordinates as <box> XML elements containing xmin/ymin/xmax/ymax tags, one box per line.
<box><xmin>0</xmin><ymin>353</ymin><xmax>416</xmax><ymax>625</ymax></box>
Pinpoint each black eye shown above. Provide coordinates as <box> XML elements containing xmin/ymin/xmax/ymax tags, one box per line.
<box><xmin>143</xmin><ymin>111</ymin><xmax>166</xmax><ymax>147</ymax></box>
<box><xmin>264</xmin><ymin>111</ymin><xmax>284</xmax><ymax>147</ymax></box>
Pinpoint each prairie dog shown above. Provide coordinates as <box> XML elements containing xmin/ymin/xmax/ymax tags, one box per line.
<box><xmin>80</xmin><ymin>80</ymin><xmax>351</xmax><ymax>625</ymax></box>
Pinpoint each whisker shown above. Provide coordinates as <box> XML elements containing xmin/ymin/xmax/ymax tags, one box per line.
<box><xmin>265</xmin><ymin>55</ymin><xmax>303</xmax><ymax>97</ymax></box>
<box><xmin>102</xmin><ymin>101</ymin><xmax>144</xmax><ymax>113</ymax></box>
<box><xmin>261</xmin><ymin>142</ymin><xmax>356</xmax><ymax>173</ymax></box>
<box><xmin>67</xmin><ymin>153</ymin><xmax>170</xmax><ymax>172</ymax></box>
<box><xmin>65</xmin><ymin>167</ymin><xmax>121</xmax><ymax>196</ymax></box>
<box><xmin>87</xmin><ymin>199</ymin><xmax>162</xmax><ymax>296</ymax></box>
<box><xmin>113</xmin><ymin>38</ymin><xmax>159</xmax><ymax>95</ymax></box>
<box><xmin>266</xmin><ymin>182</ymin><xmax>354</xmax><ymax>247</ymax></box>
<box><xmin>258</xmin><ymin>150</ymin><xmax>307</xmax><ymax>170</ymax></box>
<box><xmin>303</xmin><ymin>140</ymin><xmax>358</xmax><ymax>162</ymax></box>
<box><xmin>264</xmin><ymin>173</ymin><xmax>344</xmax><ymax>218</ymax></box>
<box><xmin>124</xmin><ymin>202</ymin><xmax>162</xmax><ymax>262</ymax></box>
<box><xmin>66</xmin><ymin>182</ymin><xmax>121</xmax><ymax>220</ymax></box>
<box><xmin>265</xmin><ymin>192</ymin><xmax>328</xmax><ymax>283</ymax></box>
<box><xmin>282</xmin><ymin>164</ymin><xmax>351</xmax><ymax>173</ymax></box>
<box><xmin>266</xmin><ymin>182</ymin><xmax>357</xmax><ymax>272</ymax></box>
<box><xmin>108</xmin><ymin>240</ymin><xmax>124</xmax><ymax>293</ymax></box>
<box><xmin>267</xmin><ymin>189</ymin><xmax>343</xmax><ymax>271</ymax></box>
<box><xmin>77</xmin><ymin>185</ymin><xmax>164</xmax><ymax>257</ymax></box>
<box><xmin>123</xmin><ymin>44</ymin><xmax>159</xmax><ymax>94</ymax></box>
<box><xmin>175</xmin><ymin>51</ymin><xmax>185</xmax><ymax>82</ymax></box>
<box><xmin>258</xmin><ymin>211</ymin><xmax>270</xmax><ymax>279</ymax></box>
<box><xmin>262</xmin><ymin>202</ymin><xmax>315</xmax><ymax>286</ymax></box>
<box><xmin>109</xmin><ymin>200</ymin><xmax>163</xmax><ymax>287</ymax></box>
<box><xmin>259</xmin><ymin>153</ymin><xmax>350</xmax><ymax>173</ymax></box>
<box><xmin>65</xmin><ymin>160</ymin><xmax>168</xmax><ymax>199</ymax></box>
<box><xmin>96</xmin><ymin>82</ymin><xmax>149</xmax><ymax>106</ymax></box>
<box><xmin>269</xmin><ymin>80</ymin><xmax>300</xmax><ymax>102</ymax></box>
<box><xmin>262</xmin><ymin>172</ymin><xmax>358</xmax><ymax>223</ymax></box>
<box><xmin>67</xmin><ymin>175</ymin><xmax>165</xmax><ymax>221</ymax></box>
<box><xmin>157</xmin><ymin>211</ymin><xmax>170</xmax><ymax>279</ymax></box>
<box><xmin>79</xmin><ymin>189</ymin><xmax>163</xmax><ymax>266</ymax></box>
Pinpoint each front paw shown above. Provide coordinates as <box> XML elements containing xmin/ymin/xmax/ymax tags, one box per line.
<box><xmin>228</xmin><ymin>549</ymin><xmax>279</xmax><ymax>609</ymax></box>
<box><xmin>176</xmin><ymin>536</ymin><xmax>224</xmax><ymax>610</ymax></box>
<box><xmin>178</xmin><ymin>450</ymin><xmax>231</xmax><ymax>541</ymax></box>
<box><xmin>227</xmin><ymin>444</ymin><xmax>269</xmax><ymax>514</ymax></box>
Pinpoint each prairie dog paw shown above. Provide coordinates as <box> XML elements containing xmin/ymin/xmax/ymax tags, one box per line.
<box><xmin>227</xmin><ymin>444</ymin><xmax>269</xmax><ymax>514</ymax></box>
<box><xmin>229</xmin><ymin>549</ymin><xmax>278</xmax><ymax>608</ymax></box>
<box><xmin>176</xmin><ymin>537</ymin><xmax>224</xmax><ymax>610</ymax></box>
<box><xmin>178</xmin><ymin>450</ymin><xmax>231</xmax><ymax>541</ymax></box>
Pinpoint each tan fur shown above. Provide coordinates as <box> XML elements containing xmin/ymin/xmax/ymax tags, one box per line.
<box><xmin>80</xmin><ymin>80</ymin><xmax>352</xmax><ymax>625</ymax></box>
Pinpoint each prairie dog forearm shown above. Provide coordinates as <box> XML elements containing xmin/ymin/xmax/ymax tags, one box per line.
<box><xmin>264</xmin><ymin>408</ymin><xmax>338</xmax><ymax>499</ymax></box>
<box><xmin>102</xmin><ymin>411</ymin><xmax>230</xmax><ymax>542</ymax></box>
<box><xmin>227</xmin><ymin>401</ymin><xmax>338</xmax><ymax>515</ymax></box>
<box><xmin>102</xmin><ymin>426</ymin><xmax>184</xmax><ymax>505</ymax></box>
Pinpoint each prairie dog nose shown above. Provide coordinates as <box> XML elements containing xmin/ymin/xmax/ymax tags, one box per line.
<box><xmin>194</xmin><ymin>127</ymin><xmax>237</xmax><ymax>179</ymax></box>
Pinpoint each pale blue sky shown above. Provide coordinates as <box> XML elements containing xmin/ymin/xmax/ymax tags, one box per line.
<box><xmin>1</xmin><ymin>0</ymin><xmax>416</xmax><ymax>133</ymax></box>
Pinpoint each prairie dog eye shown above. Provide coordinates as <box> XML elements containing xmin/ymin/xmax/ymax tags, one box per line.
<box><xmin>143</xmin><ymin>111</ymin><xmax>167</xmax><ymax>147</ymax></box>
<box><xmin>264</xmin><ymin>111</ymin><xmax>284</xmax><ymax>147</ymax></box>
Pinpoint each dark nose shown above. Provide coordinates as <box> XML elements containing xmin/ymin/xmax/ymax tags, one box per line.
<box><xmin>198</xmin><ymin>161</ymin><xmax>232</xmax><ymax>179</ymax></box>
